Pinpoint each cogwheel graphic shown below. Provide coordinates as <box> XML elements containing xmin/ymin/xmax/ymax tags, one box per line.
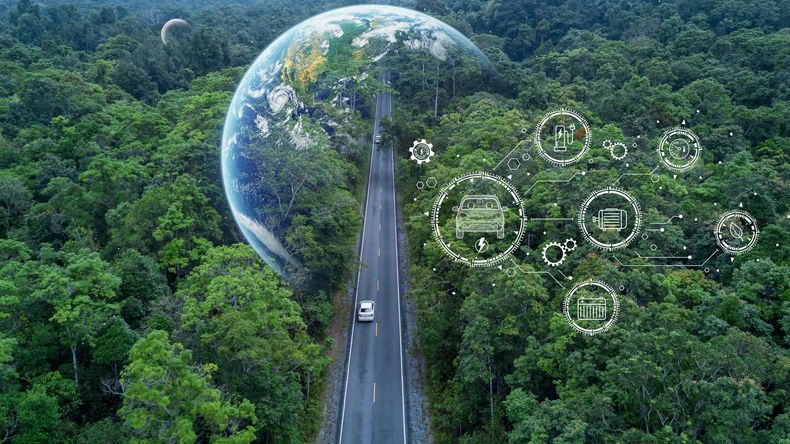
<box><xmin>564</xmin><ymin>238</ymin><xmax>577</xmax><ymax>252</ymax></box>
<box><xmin>409</xmin><ymin>139</ymin><xmax>435</xmax><ymax>164</ymax></box>
<box><xmin>542</xmin><ymin>241</ymin><xmax>567</xmax><ymax>267</ymax></box>
<box><xmin>607</xmin><ymin>141</ymin><xmax>628</xmax><ymax>160</ymax></box>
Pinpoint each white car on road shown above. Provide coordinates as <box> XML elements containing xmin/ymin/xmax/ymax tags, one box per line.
<box><xmin>358</xmin><ymin>300</ymin><xmax>375</xmax><ymax>322</ymax></box>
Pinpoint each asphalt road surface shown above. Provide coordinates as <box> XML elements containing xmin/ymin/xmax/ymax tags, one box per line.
<box><xmin>337</xmin><ymin>73</ymin><xmax>407</xmax><ymax>444</ymax></box>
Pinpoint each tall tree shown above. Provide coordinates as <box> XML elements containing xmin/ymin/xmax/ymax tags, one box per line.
<box><xmin>119</xmin><ymin>330</ymin><xmax>257</xmax><ymax>443</ymax></box>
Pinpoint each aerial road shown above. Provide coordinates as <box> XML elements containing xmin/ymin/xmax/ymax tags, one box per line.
<box><xmin>337</xmin><ymin>72</ymin><xmax>407</xmax><ymax>444</ymax></box>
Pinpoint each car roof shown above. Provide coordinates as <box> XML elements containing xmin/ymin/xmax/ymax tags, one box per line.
<box><xmin>360</xmin><ymin>300</ymin><xmax>375</xmax><ymax>308</ymax></box>
<box><xmin>461</xmin><ymin>195</ymin><xmax>499</xmax><ymax>201</ymax></box>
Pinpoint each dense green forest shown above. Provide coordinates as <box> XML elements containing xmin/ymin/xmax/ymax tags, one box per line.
<box><xmin>388</xmin><ymin>0</ymin><xmax>790</xmax><ymax>443</ymax></box>
<box><xmin>0</xmin><ymin>0</ymin><xmax>788</xmax><ymax>443</ymax></box>
<box><xmin>0</xmin><ymin>0</ymin><xmax>362</xmax><ymax>442</ymax></box>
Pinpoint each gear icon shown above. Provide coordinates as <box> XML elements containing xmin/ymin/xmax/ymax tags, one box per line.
<box><xmin>610</xmin><ymin>142</ymin><xmax>628</xmax><ymax>160</ymax></box>
<box><xmin>564</xmin><ymin>238</ymin><xmax>577</xmax><ymax>252</ymax></box>
<box><xmin>409</xmin><ymin>139</ymin><xmax>435</xmax><ymax>164</ymax></box>
<box><xmin>542</xmin><ymin>241</ymin><xmax>567</xmax><ymax>267</ymax></box>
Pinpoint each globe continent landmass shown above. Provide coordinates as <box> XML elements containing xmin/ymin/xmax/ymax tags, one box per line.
<box><xmin>222</xmin><ymin>5</ymin><xmax>492</xmax><ymax>281</ymax></box>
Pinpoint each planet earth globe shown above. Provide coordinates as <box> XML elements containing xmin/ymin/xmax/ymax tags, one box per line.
<box><xmin>222</xmin><ymin>5</ymin><xmax>493</xmax><ymax>281</ymax></box>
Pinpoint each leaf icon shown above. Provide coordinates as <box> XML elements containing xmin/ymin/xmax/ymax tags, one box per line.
<box><xmin>729</xmin><ymin>222</ymin><xmax>743</xmax><ymax>240</ymax></box>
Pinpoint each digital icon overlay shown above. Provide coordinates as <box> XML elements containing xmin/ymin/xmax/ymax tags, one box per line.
<box><xmin>431</xmin><ymin>172</ymin><xmax>525</xmax><ymax>267</ymax></box>
<box><xmin>409</xmin><ymin>139</ymin><xmax>435</xmax><ymax>164</ymax></box>
<box><xmin>578</xmin><ymin>187</ymin><xmax>642</xmax><ymax>250</ymax></box>
<box><xmin>563</xmin><ymin>280</ymin><xmax>619</xmax><ymax>335</ymax></box>
<box><xmin>603</xmin><ymin>139</ymin><xmax>628</xmax><ymax>161</ymax></box>
<box><xmin>454</xmin><ymin>195</ymin><xmax>507</xmax><ymax>239</ymax></box>
<box><xmin>714</xmin><ymin>210</ymin><xmax>759</xmax><ymax>255</ymax></box>
<box><xmin>657</xmin><ymin>127</ymin><xmax>701</xmax><ymax>172</ymax></box>
<box><xmin>535</xmin><ymin>109</ymin><xmax>591</xmax><ymax>166</ymax></box>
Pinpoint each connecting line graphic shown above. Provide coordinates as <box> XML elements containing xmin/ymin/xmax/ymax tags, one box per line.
<box><xmin>645</xmin><ymin>215</ymin><xmax>681</xmax><ymax>231</ymax></box>
<box><xmin>494</xmin><ymin>140</ymin><xmax>529</xmax><ymax>170</ymax></box>
<box><xmin>509</xmin><ymin>258</ymin><xmax>565</xmax><ymax>288</ymax></box>
<box><xmin>528</xmin><ymin>217</ymin><xmax>573</xmax><ymax>221</ymax></box>
<box><xmin>612</xmin><ymin>166</ymin><xmax>659</xmax><ymax>185</ymax></box>
<box><xmin>613</xmin><ymin>249</ymin><xmax>719</xmax><ymax>267</ymax></box>
<box><xmin>635</xmin><ymin>251</ymin><xmax>691</xmax><ymax>260</ymax></box>
<box><xmin>650</xmin><ymin>215</ymin><xmax>681</xmax><ymax>225</ymax></box>
<box><xmin>525</xmin><ymin>172</ymin><xmax>583</xmax><ymax>194</ymax></box>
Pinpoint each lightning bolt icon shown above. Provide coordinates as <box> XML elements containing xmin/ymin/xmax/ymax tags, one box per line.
<box><xmin>476</xmin><ymin>237</ymin><xmax>487</xmax><ymax>252</ymax></box>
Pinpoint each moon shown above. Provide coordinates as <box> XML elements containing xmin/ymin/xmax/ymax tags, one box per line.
<box><xmin>161</xmin><ymin>18</ymin><xmax>189</xmax><ymax>45</ymax></box>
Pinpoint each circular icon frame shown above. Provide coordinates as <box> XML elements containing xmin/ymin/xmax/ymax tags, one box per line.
<box><xmin>714</xmin><ymin>209</ymin><xmax>759</xmax><ymax>255</ymax></box>
<box><xmin>577</xmin><ymin>187</ymin><xmax>642</xmax><ymax>250</ymax></box>
<box><xmin>657</xmin><ymin>127</ymin><xmax>701</xmax><ymax>172</ymax></box>
<box><xmin>535</xmin><ymin>109</ymin><xmax>591</xmax><ymax>167</ymax></box>
<box><xmin>409</xmin><ymin>139</ymin><xmax>435</xmax><ymax>164</ymax></box>
<box><xmin>563</xmin><ymin>280</ymin><xmax>620</xmax><ymax>335</ymax></box>
<box><xmin>431</xmin><ymin>172</ymin><xmax>525</xmax><ymax>267</ymax></box>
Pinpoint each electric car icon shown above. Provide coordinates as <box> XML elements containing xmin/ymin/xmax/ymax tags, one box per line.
<box><xmin>453</xmin><ymin>195</ymin><xmax>507</xmax><ymax>239</ymax></box>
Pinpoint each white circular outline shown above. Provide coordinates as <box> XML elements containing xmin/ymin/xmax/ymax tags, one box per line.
<box><xmin>714</xmin><ymin>209</ymin><xmax>759</xmax><ymax>255</ymax></box>
<box><xmin>577</xmin><ymin>187</ymin><xmax>642</xmax><ymax>250</ymax></box>
<box><xmin>431</xmin><ymin>172</ymin><xmax>525</xmax><ymax>267</ymax></box>
<box><xmin>535</xmin><ymin>109</ymin><xmax>591</xmax><ymax>167</ymax></box>
<box><xmin>609</xmin><ymin>141</ymin><xmax>628</xmax><ymax>160</ymax></box>
<box><xmin>409</xmin><ymin>139</ymin><xmax>435</xmax><ymax>164</ymax></box>
<box><xmin>657</xmin><ymin>128</ymin><xmax>701</xmax><ymax>172</ymax></box>
<box><xmin>563</xmin><ymin>280</ymin><xmax>620</xmax><ymax>335</ymax></box>
<box><xmin>542</xmin><ymin>241</ymin><xmax>566</xmax><ymax>267</ymax></box>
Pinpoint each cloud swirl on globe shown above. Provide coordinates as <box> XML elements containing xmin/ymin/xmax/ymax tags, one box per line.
<box><xmin>222</xmin><ymin>5</ymin><xmax>494</xmax><ymax>281</ymax></box>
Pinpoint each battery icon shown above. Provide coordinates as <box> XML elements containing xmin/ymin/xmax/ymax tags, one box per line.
<box><xmin>577</xmin><ymin>297</ymin><xmax>607</xmax><ymax>321</ymax></box>
<box><xmin>592</xmin><ymin>208</ymin><xmax>627</xmax><ymax>231</ymax></box>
